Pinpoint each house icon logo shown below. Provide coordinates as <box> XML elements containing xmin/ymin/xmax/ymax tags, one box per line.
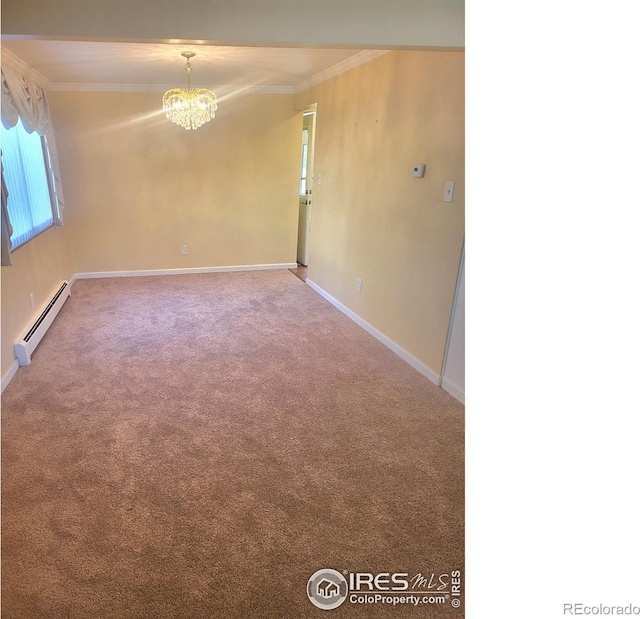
<box><xmin>317</xmin><ymin>579</ymin><xmax>340</xmax><ymax>598</ymax></box>
<box><xmin>307</xmin><ymin>568</ymin><xmax>348</xmax><ymax>610</ymax></box>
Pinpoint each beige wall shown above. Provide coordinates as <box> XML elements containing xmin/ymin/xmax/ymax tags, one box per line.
<box><xmin>296</xmin><ymin>50</ymin><xmax>464</xmax><ymax>374</ymax></box>
<box><xmin>1</xmin><ymin>225</ymin><xmax>75</xmax><ymax>376</ymax></box>
<box><xmin>48</xmin><ymin>91</ymin><xmax>301</xmax><ymax>273</ymax></box>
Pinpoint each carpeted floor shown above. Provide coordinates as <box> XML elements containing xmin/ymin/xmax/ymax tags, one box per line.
<box><xmin>1</xmin><ymin>270</ymin><xmax>464</xmax><ymax>618</ymax></box>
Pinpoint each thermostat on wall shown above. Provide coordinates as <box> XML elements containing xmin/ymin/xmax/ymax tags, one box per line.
<box><xmin>412</xmin><ymin>163</ymin><xmax>426</xmax><ymax>178</ymax></box>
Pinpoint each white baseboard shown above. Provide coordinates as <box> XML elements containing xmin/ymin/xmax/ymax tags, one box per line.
<box><xmin>306</xmin><ymin>278</ymin><xmax>441</xmax><ymax>387</ymax></box>
<box><xmin>1</xmin><ymin>359</ymin><xmax>20</xmax><ymax>393</ymax></box>
<box><xmin>74</xmin><ymin>263</ymin><xmax>298</xmax><ymax>280</ymax></box>
<box><xmin>441</xmin><ymin>377</ymin><xmax>465</xmax><ymax>404</ymax></box>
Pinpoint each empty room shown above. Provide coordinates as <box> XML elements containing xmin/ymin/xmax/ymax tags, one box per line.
<box><xmin>1</xmin><ymin>1</ymin><xmax>465</xmax><ymax>616</ymax></box>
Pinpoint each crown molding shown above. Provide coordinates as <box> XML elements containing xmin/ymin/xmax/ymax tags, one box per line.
<box><xmin>0</xmin><ymin>47</ymin><xmax>54</xmax><ymax>90</ymax></box>
<box><xmin>293</xmin><ymin>50</ymin><xmax>389</xmax><ymax>93</ymax></box>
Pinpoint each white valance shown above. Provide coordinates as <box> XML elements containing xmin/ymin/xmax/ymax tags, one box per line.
<box><xmin>1</xmin><ymin>65</ymin><xmax>65</xmax><ymax>226</ymax></box>
<box><xmin>1</xmin><ymin>162</ymin><xmax>12</xmax><ymax>266</ymax></box>
<box><xmin>1</xmin><ymin>66</ymin><xmax>51</xmax><ymax>134</ymax></box>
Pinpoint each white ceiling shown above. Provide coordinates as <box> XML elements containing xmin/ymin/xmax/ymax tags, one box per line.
<box><xmin>1</xmin><ymin>39</ymin><xmax>387</xmax><ymax>95</ymax></box>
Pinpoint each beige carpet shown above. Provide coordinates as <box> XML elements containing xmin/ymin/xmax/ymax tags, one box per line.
<box><xmin>1</xmin><ymin>270</ymin><xmax>464</xmax><ymax>618</ymax></box>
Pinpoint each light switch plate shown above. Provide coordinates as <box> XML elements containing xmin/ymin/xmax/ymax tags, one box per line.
<box><xmin>444</xmin><ymin>181</ymin><xmax>455</xmax><ymax>202</ymax></box>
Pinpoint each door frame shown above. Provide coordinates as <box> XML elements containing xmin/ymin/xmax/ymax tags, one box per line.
<box><xmin>297</xmin><ymin>105</ymin><xmax>317</xmax><ymax>267</ymax></box>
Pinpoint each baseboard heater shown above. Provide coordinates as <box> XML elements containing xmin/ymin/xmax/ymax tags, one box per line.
<box><xmin>14</xmin><ymin>281</ymin><xmax>71</xmax><ymax>366</ymax></box>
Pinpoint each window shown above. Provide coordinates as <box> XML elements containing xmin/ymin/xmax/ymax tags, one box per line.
<box><xmin>1</xmin><ymin>116</ymin><xmax>55</xmax><ymax>249</ymax></box>
<box><xmin>299</xmin><ymin>128</ymin><xmax>309</xmax><ymax>196</ymax></box>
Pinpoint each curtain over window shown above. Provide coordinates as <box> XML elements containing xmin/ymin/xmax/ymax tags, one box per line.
<box><xmin>1</xmin><ymin>162</ymin><xmax>12</xmax><ymax>266</ymax></box>
<box><xmin>2</xmin><ymin>117</ymin><xmax>55</xmax><ymax>249</ymax></box>
<box><xmin>1</xmin><ymin>64</ymin><xmax>66</xmax><ymax>264</ymax></box>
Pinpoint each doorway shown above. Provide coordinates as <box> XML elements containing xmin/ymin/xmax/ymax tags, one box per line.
<box><xmin>296</xmin><ymin>106</ymin><xmax>316</xmax><ymax>270</ymax></box>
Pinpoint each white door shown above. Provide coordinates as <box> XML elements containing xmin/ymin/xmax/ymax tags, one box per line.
<box><xmin>297</xmin><ymin>196</ymin><xmax>311</xmax><ymax>266</ymax></box>
<box><xmin>296</xmin><ymin>109</ymin><xmax>315</xmax><ymax>266</ymax></box>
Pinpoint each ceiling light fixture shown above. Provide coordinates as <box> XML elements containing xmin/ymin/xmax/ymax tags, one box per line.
<box><xmin>162</xmin><ymin>52</ymin><xmax>217</xmax><ymax>130</ymax></box>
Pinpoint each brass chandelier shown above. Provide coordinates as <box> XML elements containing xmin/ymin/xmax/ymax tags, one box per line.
<box><xmin>162</xmin><ymin>52</ymin><xmax>217</xmax><ymax>130</ymax></box>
